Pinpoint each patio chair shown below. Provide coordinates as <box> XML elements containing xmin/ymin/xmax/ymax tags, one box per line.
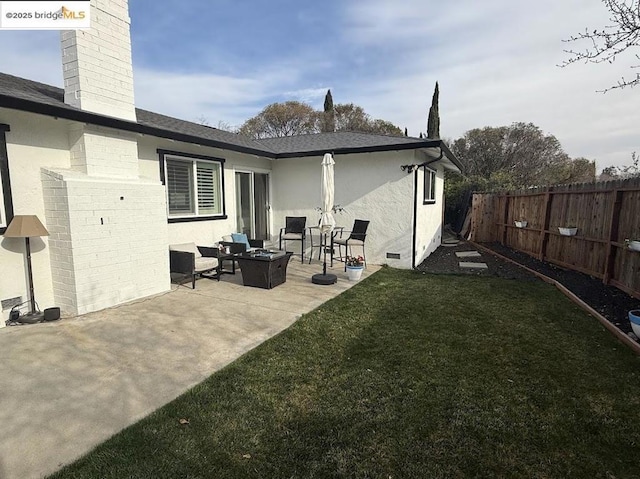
<box><xmin>169</xmin><ymin>243</ymin><xmax>220</xmax><ymax>289</ymax></box>
<box><xmin>279</xmin><ymin>216</ymin><xmax>307</xmax><ymax>263</ymax></box>
<box><xmin>332</xmin><ymin>219</ymin><xmax>370</xmax><ymax>270</ymax></box>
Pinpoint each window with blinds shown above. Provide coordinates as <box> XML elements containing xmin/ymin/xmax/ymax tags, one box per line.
<box><xmin>164</xmin><ymin>154</ymin><xmax>223</xmax><ymax>218</ymax></box>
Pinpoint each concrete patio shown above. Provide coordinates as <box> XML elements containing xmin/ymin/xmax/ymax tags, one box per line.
<box><xmin>0</xmin><ymin>259</ymin><xmax>379</xmax><ymax>479</ymax></box>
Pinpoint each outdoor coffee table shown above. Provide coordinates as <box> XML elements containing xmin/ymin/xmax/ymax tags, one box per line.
<box><xmin>236</xmin><ymin>251</ymin><xmax>293</xmax><ymax>289</ymax></box>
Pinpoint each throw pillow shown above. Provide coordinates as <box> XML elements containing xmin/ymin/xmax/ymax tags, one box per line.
<box><xmin>231</xmin><ymin>233</ymin><xmax>251</xmax><ymax>249</ymax></box>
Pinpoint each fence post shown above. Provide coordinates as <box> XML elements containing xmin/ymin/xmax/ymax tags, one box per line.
<box><xmin>537</xmin><ymin>187</ymin><xmax>553</xmax><ymax>260</ymax></box>
<box><xmin>603</xmin><ymin>189</ymin><xmax>623</xmax><ymax>285</ymax></box>
<box><xmin>501</xmin><ymin>194</ymin><xmax>509</xmax><ymax>245</ymax></box>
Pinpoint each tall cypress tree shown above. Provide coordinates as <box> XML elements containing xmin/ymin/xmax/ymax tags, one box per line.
<box><xmin>322</xmin><ymin>89</ymin><xmax>335</xmax><ymax>133</ymax></box>
<box><xmin>427</xmin><ymin>82</ymin><xmax>440</xmax><ymax>139</ymax></box>
<box><xmin>404</xmin><ymin>127</ymin><xmax>408</xmax><ymax>136</ymax></box>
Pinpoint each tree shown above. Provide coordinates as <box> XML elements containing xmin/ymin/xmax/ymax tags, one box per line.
<box><xmin>333</xmin><ymin>103</ymin><xmax>371</xmax><ymax>132</ymax></box>
<box><xmin>427</xmin><ymin>82</ymin><xmax>440</xmax><ymax>138</ymax></box>
<box><xmin>238</xmin><ymin>100</ymin><xmax>403</xmax><ymax>139</ymax></box>
<box><xmin>561</xmin><ymin>0</ymin><xmax>640</xmax><ymax>91</ymax></box>
<box><xmin>321</xmin><ymin>89</ymin><xmax>335</xmax><ymax>133</ymax></box>
<box><xmin>237</xmin><ymin>101</ymin><xmax>320</xmax><ymax>139</ymax></box>
<box><xmin>332</xmin><ymin>103</ymin><xmax>403</xmax><ymax>135</ymax></box>
<box><xmin>599</xmin><ymin>151</ymin><xmax>640</xmax><ymax>179</ymax></box>
<box><xmin>450</xmin><ymin>122</ymin><xmax>595</xmax><ymax>188</ymax></box>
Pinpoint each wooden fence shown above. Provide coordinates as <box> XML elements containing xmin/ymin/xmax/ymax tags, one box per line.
<box><xmin>470</xmin><ymin>177</ymin><xmax>640</xmax><ymax>300</ymax></box>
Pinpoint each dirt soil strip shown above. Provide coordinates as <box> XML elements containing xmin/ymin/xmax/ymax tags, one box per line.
<box><xmin>471</xmin><ymin>241</ymin><xmax>640</xmax><ymax>355</ymax></box>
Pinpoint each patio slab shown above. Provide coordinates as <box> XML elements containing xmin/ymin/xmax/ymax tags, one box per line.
<box><xmin>0</xmin><ymin>260</ymin><xmax>378</xmax><ymax>479</ymax></box>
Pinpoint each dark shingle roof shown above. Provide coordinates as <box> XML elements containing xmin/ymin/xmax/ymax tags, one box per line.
<box><xmin>255</xmin><ymin>131</ymin><xmax>436</xmax><ymax>156</ymax></box>
<box><xmin>0</xmin><ymin>71</ymin><xmax>461</xmax><ymax>171</ymax></box>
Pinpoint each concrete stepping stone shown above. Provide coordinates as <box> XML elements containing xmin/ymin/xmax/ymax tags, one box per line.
<box><xmin>455</xmin><ymin>251</ymin><xmax>481</xmax><ymax>258</ymax></box>
<box><xmin>459</xmin><ymin>262</ymin><xmax>488</xmax><ymax>269</ymax></box>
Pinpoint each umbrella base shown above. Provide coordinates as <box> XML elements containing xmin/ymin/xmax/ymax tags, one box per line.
<box><xmin>312</xmin><ymin>273</ymin><xmax>337</xmax><ymax>285</ymax></box>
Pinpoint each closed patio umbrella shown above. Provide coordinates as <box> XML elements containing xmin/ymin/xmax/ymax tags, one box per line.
<box><xmin>312</xmin><ymin>153</ymin><xmax>337</xmax><ymax>285</ymax></box>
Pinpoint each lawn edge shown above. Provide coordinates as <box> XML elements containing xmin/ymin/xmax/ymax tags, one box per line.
<box><xmin>470</xmin><ymin>241</ymin><xmax>640</xmax><ymax>355</ymax></box>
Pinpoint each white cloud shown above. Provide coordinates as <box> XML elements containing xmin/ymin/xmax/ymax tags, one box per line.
<box><xmin>336</xmin><ymin>0</ymin><xmax>639</xmax><ymax>170</ymax></box>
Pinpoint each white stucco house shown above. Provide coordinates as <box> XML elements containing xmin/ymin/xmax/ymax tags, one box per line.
<box><xmin>0</xmin><ymin>0</ymin><xmax>461</xmax><ymax>324</ymax></box>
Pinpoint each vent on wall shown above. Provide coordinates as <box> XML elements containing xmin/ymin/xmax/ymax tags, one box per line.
<box><xmin>1</xmin><ymin>296</ymin><xmax>22</xmax><ymax>311</ymax></box>
<box><xmin>386</xmin><ymin>253</ymin><xmax>401</xmax><ymax>259</ymax></box>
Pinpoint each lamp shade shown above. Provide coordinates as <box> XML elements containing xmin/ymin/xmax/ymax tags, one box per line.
<box><xmin>3</xmin><ymin>215</ymin><xmax>49</xmax><ymax>238</ymax></box>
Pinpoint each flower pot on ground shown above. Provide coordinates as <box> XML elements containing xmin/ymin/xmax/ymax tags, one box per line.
<box><xmin>515</xmin><ymin>220</ymin><xmax>527</xmax><ymax>228</ymax></box>
<box><xmin>558</xmin><ymin>227</ymin><xmax>578</xmax><ymax>236</ymax></box>
<box><xmin>346</xmin><ymin>265</ymin><xmax>364</xmax><ymax>281</ymax></box>
<box><xmin>629</xmin><ymin>310</ymin><xmax>640</xmax><ymax>338</ymax></box>
<box><xmin>345</xmin><ymin>255</ymin><xmax>365</xmax><ymax>281</ymax></box>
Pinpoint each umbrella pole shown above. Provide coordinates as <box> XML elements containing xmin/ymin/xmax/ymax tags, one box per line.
<box><xmin>312</xmin><ymin>231</ymin><xmax>337</xmax><ymax>285</ymax></box>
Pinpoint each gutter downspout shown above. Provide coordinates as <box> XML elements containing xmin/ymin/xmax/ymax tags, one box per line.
<box><xmin>412</xmin><ymin>168</ymin><xmax>418</xmax><ymax>269</ymax></box>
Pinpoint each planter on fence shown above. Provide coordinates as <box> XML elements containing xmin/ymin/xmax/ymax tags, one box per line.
<box><xmin>626</xmin><ymin>240</ymin><xmax>640</xmax><ymax>252</ymax></box>
<box><xmin>558</xmin><ymin>227</ymin><xmax>578</xmax><ymax>236</ymax></box>
<box><xmin>514</xmin><ymin>220</ymin><xmax>527</xmax><ymax>228</ymax></box>
<box><xmin>629</xmin><ymin>310</ymin><xmax>640</xmax><ymax>338</ymax></box>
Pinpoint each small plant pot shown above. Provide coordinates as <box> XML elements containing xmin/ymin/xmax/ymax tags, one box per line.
<box><xmin>514</xmin><ymin>221</ymin><xmax>527</xmax><ymax>228</ymax></box>
<box><xmin>558</xmin><ymin>227</ymin><xmax>577</xmax><ymax>236</ymax></box>
<box><xmin>628</xmin><ymin>240</ymin><xmax>640</xmax><ymax>252</ymax></box>
<box><xmin>629</xmin><ymin>310</ymin><xmax>640</xmax><ymax>338</ymax></box>
<box><xmin>346</xmin><ymin>266</ymin><xmax>364</xmax><ymax>281</ymax></box>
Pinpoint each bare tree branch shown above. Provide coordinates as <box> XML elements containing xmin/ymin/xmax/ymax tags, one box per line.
<box><xmin>560</xmin><ymin>0</ymin><xmax>640</xmax><ymax>91</ymax></box>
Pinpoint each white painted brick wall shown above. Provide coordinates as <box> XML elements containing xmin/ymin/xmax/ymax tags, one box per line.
<box><xmin>68</xmin><ymin>124</ymin><xmax>138</xmax><ymax>178</ymax></box>
<box><xmin>42</xmin><ymin>169</ymin><xmax>170</xmax><ymax>316</ymax></box>
<box><xmin>61</xmin><ymin>0</ymin><xmax>136</xmax><ymax>121</ymax></box>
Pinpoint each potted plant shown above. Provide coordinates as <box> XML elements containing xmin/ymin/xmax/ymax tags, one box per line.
<box><xmin>514</xmin><ymin>220</ymin><xmax>527</xmax><ymax>228</ymax></box>
<box><xmin>346</xmin><ymin>255</ymin><xmax>365</xmax><ymax>281</ymax></box>
<box><xmin>558</xmin><ymin>226</ymin><xmax>578</xmax><ymax>236</ymax></box>
<box><xmin>625</xmin><ymin>239</ymin><xmax>640</xmax><ymax>252</ymax></box>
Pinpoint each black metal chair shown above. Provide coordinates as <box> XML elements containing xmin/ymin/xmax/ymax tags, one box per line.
<box><xmin>279</xmin><ymin>216</ymin><xmax>307</xmax><ymax>263</ymax></box>
<box><xmin>332</xmin><ymin>219</ymin><xmax>370</xmax><ymax>270</ymax></box>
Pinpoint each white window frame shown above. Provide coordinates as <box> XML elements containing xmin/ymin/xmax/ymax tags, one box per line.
<box><xmin>159</xmin><ymin>150</ymin><xmax>226</xmax><ymax>221</ymax></box>
<box><xmin>423</xmin><ymin>166</ymin><xmax>437</xmax><ymax>204</ymax></box>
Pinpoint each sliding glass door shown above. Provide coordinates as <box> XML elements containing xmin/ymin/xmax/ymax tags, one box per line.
<box><xmin>235</xmin><ymin>171</ymin><xmax>269</xmax><ymax>240</ymax></box>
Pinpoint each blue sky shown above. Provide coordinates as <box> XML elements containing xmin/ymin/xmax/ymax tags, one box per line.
<box><xmin>0</xmin><ymin>0</ymin><xmax>638</xmax><ymax>170</ymax></box>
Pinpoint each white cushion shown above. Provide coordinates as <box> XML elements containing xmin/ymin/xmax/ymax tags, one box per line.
<box><xmin>194</xmin><ymin>256</ymin><xmax>218</xmax><ymax>272</ymax></box>
<box><xmin>222</xmin><ymin>235</ymin><xmax>233</xmax><ymax>242</ymax></box>
<box><xmin>334</xmin><ymin>238</ymin><xmax>364</xmax><ymax>246</ymax></box>
<box><xmin>169</xmin><ymin>242</ymin><xmax>201</xmax><ymax>258</ymax></box>
<box><xmin>282</xmin><ymin>233</ymin><xmax>303</xmax><ymax>240</ymax></box>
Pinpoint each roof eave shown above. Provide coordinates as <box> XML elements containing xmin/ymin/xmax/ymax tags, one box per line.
<box><xmin>0</xmin><ymin>94</ymin><xmax>277</xmax><ymax>159</ymax></box>
<box><xmin>273</xmin><ymin>139</ymin><xmax>441</xmax><ymax>159</ymax></box>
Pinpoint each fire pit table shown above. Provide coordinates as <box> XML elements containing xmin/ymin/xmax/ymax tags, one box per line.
<box><xmin>236</xmin><ymin>251</ymin><xmax>293</xmax><ymax>289</ymax></box>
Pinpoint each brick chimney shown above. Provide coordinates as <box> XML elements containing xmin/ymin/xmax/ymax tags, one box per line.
<box><xmin>61</xmin><ymin>0</ymin><xmax>136</xmax><ymax>121</ymax></box>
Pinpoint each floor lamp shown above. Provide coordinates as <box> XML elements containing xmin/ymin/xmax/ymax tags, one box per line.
<box><xmin>4</xmin><ymin>215</ymin><xmax>49</xmax><ymax>322</ymax></box>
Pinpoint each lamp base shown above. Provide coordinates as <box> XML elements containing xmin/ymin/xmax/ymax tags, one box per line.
<box><xmin>16</xmin><ymin>312</ymin><xmax>45</xmax><ymax>324</ymax></box>
<box><xmin>312</xmin><ymin>273</ymin><xmax>337</xmax><ymax>285</ymax></box>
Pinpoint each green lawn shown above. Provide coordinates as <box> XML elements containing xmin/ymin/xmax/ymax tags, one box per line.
<box><xmin>50</xmin><ymin>268</ymin><xmax>640</xmax><ymax>479</ymax></box>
